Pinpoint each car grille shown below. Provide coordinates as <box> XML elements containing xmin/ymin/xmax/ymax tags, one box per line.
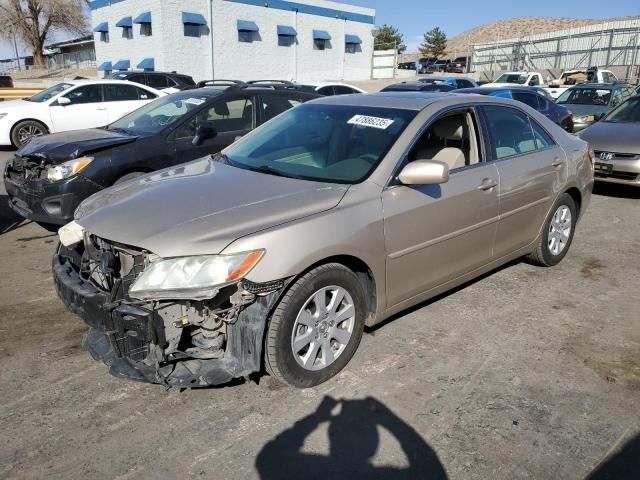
<box><xmin>5</xmin><ymin>154</ymin><xmax>46</xmax><ymax>184</ymax></box>
<box><xmin>594</xmin><ymin>151</ymin><xmax>640</xmax><ymax>161</ymax></box>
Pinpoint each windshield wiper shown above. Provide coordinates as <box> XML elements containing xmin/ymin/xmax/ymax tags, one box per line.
<box><xmin>107</xmin><ymin>127</ymin><xmax>132</xmax><ymax>134</ymax></box>
<box><xmin>248</xmin><ymin>165</ymin><xmax>292</xmax><ymax>178</ymax></box>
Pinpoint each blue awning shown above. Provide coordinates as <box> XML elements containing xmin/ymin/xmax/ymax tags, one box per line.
<box><xmin>345</xmin><ymin>34</ymin><xmax>362</xmax><ymax>44</ymax></box>
<box><xmin>133</xmin><ymin>12</ymin><xmax>151</xmax><ymax>24</ymax></box>
<box><xmin>277</xmin><ymin>25</ymin><xmax>297</xmax><ymax>36</ymax></box>
<box><xmin>97</xmin><ymin>61</ymin><xmax>112</xmax><ymax>71</ymax></box>
<box><xmin>137</xmin><ymin>58</ymin><xmax>154</xmax><ymax>69</ymax></box>
<box><xmin>116</xmin><ymin>16</ymin><xmax>132</xmax><ymax>28</ymax></box>
<box><xmin>113</xmin><ymin>59</ymin><xmax>130</xmax><ymax>70</ymax></box>
<box><xmin>182</xmin><ymin>12</ymin><xmax>207</xmax><ymax>25</ymax></box>
<box><xmin>93</xmin><ymin>22</ymin><xmax>108</xmax><ymax>33</ymax></box>
<box><xmin>313</xmin><ymin>30</ymin><xmax>331</xmax><ymax>40</ymax></box>
<box><xmin>237</xmin><ymin>20</ymin><xmax>258</xmax><ymax>32</ymax></box>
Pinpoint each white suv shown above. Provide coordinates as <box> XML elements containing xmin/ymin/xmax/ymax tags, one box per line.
<box><xmin>0</xmin><ymin>79</ymin><xmax>164</xmax><ymax>147</ymax></box>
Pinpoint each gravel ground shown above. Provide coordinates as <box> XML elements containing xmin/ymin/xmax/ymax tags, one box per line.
<box><xmin>0</xmin><ymin>146</ymin><xmax>638</xmax><ymax>480</ymax></box>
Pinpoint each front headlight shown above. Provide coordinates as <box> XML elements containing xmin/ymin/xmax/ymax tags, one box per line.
<box><xmin>46</xmin><ymin>156</ymin><xmax>93</xmax><ymax>182</ymax></box>
<box><xmin>129</xmin><ymin>250</ymin><xmax>264</xmax><ymax>301</ymax></box>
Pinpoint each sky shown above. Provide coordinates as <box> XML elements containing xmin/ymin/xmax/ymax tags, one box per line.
<box><xmin>1</xmin><ymin>1</ymin><xmax>639</xmax><ymax>60</ymax></box>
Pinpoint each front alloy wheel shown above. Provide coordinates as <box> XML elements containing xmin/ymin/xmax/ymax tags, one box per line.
<box><xmin>265</xmin><ymin>263</ymin><xmax>366</xmax><ymax>388</ymax></box>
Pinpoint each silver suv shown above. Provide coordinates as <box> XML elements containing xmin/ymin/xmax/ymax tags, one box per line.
<box><xmin>53</xmin><ymin>93</ymin><xmax>594</xmax><ymax>388</ymax></box>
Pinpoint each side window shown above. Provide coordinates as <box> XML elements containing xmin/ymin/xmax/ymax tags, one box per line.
<box><xmin>260</xmin><ymin>95</ymin><xmax>296</xmax><ymax>124</ymax></box>
<box><xmin>146</xmin><ymin>75</ymin><xmax>169</xmax><ymax>90</ymax></box>
<box><xmin>208</xmin><ymin>97</ymin><xmax>255</xmax><ymax>132</ymax></box>
<box><xmin>490</xmin><ymin>90</ymin><xmax>512</xmax><ymax>99</ymax></box>
<box><xmin>333</xmin><ymin>85</ymin><xmax>356</xmax><ymax>95</ymax></box>
<box><xmin>128</xmin><ymin>74</ymin><xmax>146</xmax><ymax>85</ymax></box>
<box><xmin>63</xmin><ymin>85</ymin><xmax>103</xmax><ymax>105</ymax></box>
<box><xmin>512</xmin><ymin>92</ymin><xmax>541</xmax><ymax>110</ymax></box>
<box><xmin>103</xmin><ymin>84</ymin><xmax>140</xmax><ymax>102</ymax></box>
<box><xmin>529</xmin><ymin>118</ymin><xmax>556</xmax><ymax>149</ymax></box>
<box><xmin>408</xmin><ymin>109</ymin><xmax>481</xmax><ymax>171</ymax></box>
<box><xmin>611</xmin><ymin>90</ymin><xmax>623</xmax><ymax>107</ymax></box>
<box><xmin>529</xmin><ymin>75</ymin><xmax>540</xmax><ymax>86</ymax></box>
<box><xmin>135</xmin><ymin>87</ymin><xmax>156</xmax><ymax>100</ymax></box>
<box><xmin>481</xmin><ymin>105</ymin><xmax>537</xmax><ymax>160</ymax></box>
<box><xmin>317</xmin><ymin>86</ymin><xmax>334</xmax><ymax>96</ymax></box>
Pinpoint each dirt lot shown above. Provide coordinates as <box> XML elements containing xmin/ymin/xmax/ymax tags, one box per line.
<box><xmin>0</xmin><ymin>146</ymin><xmax>638</xmax><ymax>480</ymax></box>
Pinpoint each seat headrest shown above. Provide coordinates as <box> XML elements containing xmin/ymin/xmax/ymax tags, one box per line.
<box><xmin>433</xmin><ymin>116</ymin><xmax>464</xmax><ymax>141</ymax></box>
<box><xmin>214</xmin><ymin>102</ymin><xmax>230</xmax><ymax>116</ymax></box>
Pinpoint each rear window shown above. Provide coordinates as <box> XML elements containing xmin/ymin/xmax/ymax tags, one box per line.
<box><xmin>0</xmin><ymin>76</ymin><xmax>12</xmax><ymax>87</ymax></box>
<box><xmin>557</xmin><ymin>88</ymin><xmax>612</xmax><ymax>105</ymax></box>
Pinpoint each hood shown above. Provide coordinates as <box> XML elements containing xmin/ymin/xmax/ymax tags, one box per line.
<box><xmin>17</xmin><ymin>128</ymin><xmax>138</xmax><ymax>162</ymax></box>
<box><xmin>75</xmin><ymin>157</ymin><xmax>349</xmax><ymax>257</ymax></box>
<box><xmin>0</xmin><ymin>99</ymin><xmax>34</xmax><ymax>111</ymax></box>
<box><xmin>561</xmin><ymin>104</ymin><xmax>609</xmax><ymax>118</ymax></box>
<box><xmin>577</xmin><ymin>122</ymin><xmax>640</xmax><ymax>155</ymax></box>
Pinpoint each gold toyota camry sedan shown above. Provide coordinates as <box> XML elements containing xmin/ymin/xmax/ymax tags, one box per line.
<box><xmin>53</xmin><ymin>92</ymin><xmax>594</xmax><ymax>388</ymax></box>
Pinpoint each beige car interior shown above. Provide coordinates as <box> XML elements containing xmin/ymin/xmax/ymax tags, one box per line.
<box><xmin>409</xmin><ymin>111</ymin><xmax>480</xmax><ymax>170</ymax></box>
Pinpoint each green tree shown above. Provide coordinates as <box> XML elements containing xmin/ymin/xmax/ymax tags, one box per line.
<box><xmin>374</xmin><ymin>24</ymin><xmax>406</xmax><ymax>53</ymax></box>
<box><xmin>419</xmin><ymin>27</ymin><xmax>448</xmax><ymax>57</ymax></box>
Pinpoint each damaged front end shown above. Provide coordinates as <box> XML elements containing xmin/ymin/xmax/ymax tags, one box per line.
<box><xmin>53</xmin><ymin>233</ymin><xmax>290</xmax><ymax>387</ymax></box>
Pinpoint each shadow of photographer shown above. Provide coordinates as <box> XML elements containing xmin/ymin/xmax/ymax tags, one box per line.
<box><xmin>256</xmin><ymin>395</ymin><xmax>447</xmax><ymax>480</ymax></box>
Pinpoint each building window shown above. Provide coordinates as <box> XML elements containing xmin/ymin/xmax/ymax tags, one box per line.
<box><xmin>184</xmin><ymin>24</ymin><xmax>201</xmax><ymax>38</ymax></box>
<box><xmin>141</xmin><ymin>23</ymin><xmax>152</xmax><ymax>36</ymax></box>
<box><xmin>100</xmin><ymin>31</ymin><xmax>109</xmax><ymax>43</ymax></box>
<box><xmin>122</xmin><ymin>26</ymin><xmax>133</xmax><ymax>39</ymax></box>
<box><xmin>278</xmin><ymin>35</ymin><xmax>293</xmax><ymax>47</ymax></box>
<box><xmin>345</xmin><ymin>43</ymin><xmax>357</xmax><ymax>54</ymax></box>
<box><xmin>314</xmin><ymin>39</ymin><xmax>326</xmax><ymax>50</ymax></box>
<box><xmin>238</xmin><ymin>31</ymin><xmax>254</xmax><ymax>43</ymax></box>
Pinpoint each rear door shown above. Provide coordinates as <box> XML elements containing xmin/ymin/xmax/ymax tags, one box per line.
<box><xmin>49</xmin><ymin>84</ymin><xmax>108</xmax><ymax>131</ymax></box>
<box><xmin>170</xmin><ymin>94</ymin><xmax>256</xmax><ymax>162</ymax></box>
<box><xmin>479</xmin><ymin>104</ymin><xmax>565</xmax><ymax>257</ymax></box>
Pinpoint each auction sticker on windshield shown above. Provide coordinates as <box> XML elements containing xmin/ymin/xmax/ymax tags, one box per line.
<box><xmin>348</xmin><ymin>115</ymin><xmax>395</xmax><ymax>130</ymax></box>
<box><xmin>185</xmin><ymin>98</ymin><xmax>206</xmax><ymax>106</ymax></box>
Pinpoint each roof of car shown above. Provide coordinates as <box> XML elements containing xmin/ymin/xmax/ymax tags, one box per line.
<box><xmin>566</xmin><ymin>83</ymin><xmax>624</xmax><ymax>89</ymax></box>
<box><xmin>455</xmin><ymin>86</ymin><xmax>541</xmax><ymax>94</ymax></box>
<box><xmin>309</xmin><ymin>92</ymin><xmax>460</xmax><ymax>110</ymax></box>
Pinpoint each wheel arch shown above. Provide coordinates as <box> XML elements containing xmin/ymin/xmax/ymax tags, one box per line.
<box><xmin>564</xmin><ymin>187</ymin><xmax>582</xmax><ymax>218</ymax></box>
<box><xmin>287</xmin><ymin>255</ymin><xmax>378</xmax><ymax>325</ymax></box>
<box><xmin>10</xmin><ymin>117</ymin><xmax>51</xmax><ymax>138</ymax></box>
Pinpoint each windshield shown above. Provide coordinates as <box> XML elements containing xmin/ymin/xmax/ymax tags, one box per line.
<box><xmin>108</xmin><ymin>94</ymin><xmax>210</xmax><ymax>134</ymax></box>
<box><xmin>603</xmin><ymin>97</ymin><xmax>640</xmax><ymax>123</ymax></box>
<box><xmin>223</xmin><ymin>104</ymin><xmax>417</xmax><ymax>184</ymax></box>
<box><xmin>27</xmin><ymin>83</ymin><xmax>73</xmax><ymax>102</ymax></box>
<box><xmin>495</xmin><ymin>74</ymin><xmax>527</xmax><ymax>84</ymax></box>
<box><xmin>557</xmin><ymin>88</ymin><xmax>612</xmax><ymax>105</ymax></box>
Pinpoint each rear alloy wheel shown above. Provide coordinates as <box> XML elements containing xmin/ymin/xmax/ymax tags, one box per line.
<box><xmin>11</xmin><ymin>120</ymin><xmax>48</xmax><ymax>147</ymax></box>
<box><xmin>526</xmin><ymin>193</ymin><xmax>577</xmax><ymax>267</ymax></box>
<box><xmin>264</xmin><ymin>263</ymin><xmax>366</xmax><ymax>388</ymax></box>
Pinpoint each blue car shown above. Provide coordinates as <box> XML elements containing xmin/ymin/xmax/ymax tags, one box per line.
<box><xmin>455</xmin><ymin>86</ymin><xmax>574</xmax><ymax>132</ymax></box>
<box><xmin>419</xmin><ymin>76</ymin><xmax>478</xmax><ymax>89</ymax></box>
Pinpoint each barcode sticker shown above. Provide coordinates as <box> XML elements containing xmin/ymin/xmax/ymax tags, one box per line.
<box><xmin>347</xmin><ymin>115</ymin><xmax>395</xmax><ymax>130</ymax></box>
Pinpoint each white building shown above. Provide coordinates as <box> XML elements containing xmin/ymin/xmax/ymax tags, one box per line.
<box><xmin>90</xmin><ymin>0</ymin><xmax>376</xmax><ymax>83</ymax></box>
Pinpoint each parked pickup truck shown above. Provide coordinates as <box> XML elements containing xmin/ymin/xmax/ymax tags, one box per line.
<box><xmin>544</xmin><ymin>67</ymin><xmax>619</xmax><ymax>99</ymax></box>
<box><xmin>481</xmin><ymin>71</ymin><xmax>544</xmax><ymax>88</ymax></box>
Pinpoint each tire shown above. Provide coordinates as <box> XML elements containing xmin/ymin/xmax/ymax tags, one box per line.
<box><xmin>526</xmin><ymin>193</ymin><xmax>577</xmax><ymax>267</ymax></box>
<box><xmin>11</xmin><ymin>120</ymin><xmax>48</xmax><ymax>147</ymax></box>
<box><xmin>114</xmin><ymin>171</ymin><xmax>147</xmax><ymax>185</ymax></box>
<box><xmin>264</xmin><ymin>263</ymin><xmax>366</xmax><ymax>388</ymax></box>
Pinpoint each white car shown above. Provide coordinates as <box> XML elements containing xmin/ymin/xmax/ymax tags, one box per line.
<box><xmin>300</xmin><ymin>82</ymin><xmax>366</xmax><ymax>96</ymax></box>
<box><xmin>0</xmin><ymin>79</ymin><xmax>164</xmax><ymax>147</ymax></box>
<box><xmin>481</xmin><ymin>72</ymin><xmax>544</xmax><ymax>88</ymax></box>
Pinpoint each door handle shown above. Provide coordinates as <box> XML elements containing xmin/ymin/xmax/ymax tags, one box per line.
<box><xmin>477</xmin><ymin>178</ymin><xmax>498</xmax><ymax>191</ymax></box>
<box><xmin>96</xmin><ymin>106</ymin><xmax>107</xmax><ymax>111</ymax></box>
<box><xmin>551</xmin><ymin>158</ymin><xmax>563</xmax><ymax>167</ymax></box>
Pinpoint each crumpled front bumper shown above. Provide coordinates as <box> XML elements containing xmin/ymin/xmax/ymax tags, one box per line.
<box><xmin>52</xmin><ymin>252</ymin><xmax>287</xmax><ymax>387</ymax></box>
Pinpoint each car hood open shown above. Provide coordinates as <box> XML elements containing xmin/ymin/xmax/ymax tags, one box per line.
<box><xmin>75</xmin><ymin>157</ymin><xmax>349</xmax><ymax>257</ymax></box>
<box><xmin>17</xmin><ymin>128</ymin><xmax>138</xmax><ymax>162</ymax></box>
<box><xmin>578</xmin><ymin>122</ymin><xmax>640</xmax><ymax>155</ymax></box>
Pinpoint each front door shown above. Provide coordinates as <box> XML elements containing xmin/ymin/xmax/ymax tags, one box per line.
<box><xmin>49</xmin><ymin>84</ymin><xmax>108</xmax><ymax>132</ymax></box>
<box><xmin>382</xmin><ymin>108</ymin><xmax>500</xmax><ymax>308</ymax></box>
<box><xmin>478</xmin><ymin>105</ymin><xmax>564</xmax><ymax>257</ymax></box>
<box><xmin>171</xmin><ymin>95</ymin><xmax>256</xmax><ymax>163</ymax></box>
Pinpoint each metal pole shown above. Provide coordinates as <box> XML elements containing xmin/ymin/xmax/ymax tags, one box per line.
<box><xmin>393</xmin><ymin>40</ymin><xmax>397</xmax><ymax>79</ymax></box>
<box><xmin>208</xmin><ymin>0</ymin><xmax>215</xmax><ymax>80</ymax></box>
<box><xmin>12</xmin><ymin>30</ymin><xmax>21</xmax><ymax>71</ymax></box>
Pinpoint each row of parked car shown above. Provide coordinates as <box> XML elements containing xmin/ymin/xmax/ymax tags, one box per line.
<box><xmin>398</xmin><ymin>56</ymin><xmax>471</xmax><ymax>74</ymax></box>
<box><xmin>5</xmin><ymin>72</ymin><xmax>600</xmax><ymax>389</ymax></box>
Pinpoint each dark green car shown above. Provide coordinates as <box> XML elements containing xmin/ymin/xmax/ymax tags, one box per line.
<box><xmin>556</xmin><ymin>83</ymin><xmax>637</xmax><ymax>132</ymax></box>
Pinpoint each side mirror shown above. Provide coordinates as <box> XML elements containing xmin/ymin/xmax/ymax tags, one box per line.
<box><xmin>398</xmin><ymin>159</ymin><xmax>449</xmax><ymax>185</ymax></box>
<box><xmin>57</xmin><ymin>96</ymin><xmax>71</xmax><ymax>106</ymax></box>
<box><xmin>192</xmin><ymin>120</ymin><xmax>217</xmax><ymax>146</ymax></box>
